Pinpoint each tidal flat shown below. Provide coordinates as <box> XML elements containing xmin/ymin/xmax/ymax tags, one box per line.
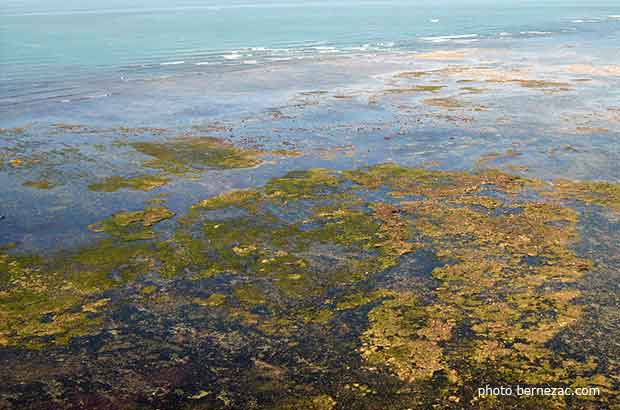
<box><xmin>1</xmin><ymin>41</ymin><xmax>620</xmax><ymax>409</ymax></box>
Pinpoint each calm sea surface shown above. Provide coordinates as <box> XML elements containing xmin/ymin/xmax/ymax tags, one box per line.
<box><xmin>1</xmin><ymin>0</ymin><xmax>620</xmax><ymax>252</ymax></box>
<box><xmin>2</xmin><ymin>0</ymin><xmax>620</xmax><ymax>105</ymax></box>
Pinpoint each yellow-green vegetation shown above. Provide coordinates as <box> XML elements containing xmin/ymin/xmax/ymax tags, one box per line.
<box><xmin>1</xmin><ymin>164</ymin><xmax>619</xmax><ymax>408</ymax></box>
<box><xmin>384</xmin><ymin>85</ymin><xmax>446</xmax><ymax>94</ymax></box>
<box><xmin>549</xmin><ymin>179</ymin><xmax>620</xmax><ymax>210</ymax></box>
<box><xmin>0</xmin><ymin>126</ymin><xmax>28</xmax><ymax>135</ymax></box>
<box><xmin>395</xmin><ymin>71</ymin><xmax>431</xmax><ymax>78</ymax></box>
<box><xmin>88</xmin><ymin>174</ymin><xmax>170</xmax><ymax>192</ymax></box>
<box><xmin>84</xmin><ymin>135</ymin><xmax>285</xmax><ymax>192</ymax></box>
<box><xmin>263</xmin><ymin>168</ymin><xmax>341</xmax><ymax>201</ymax></box>
<box><xmin>0</xmin><ymin>204</ymin><xmax>179</xmax><ymax>348</ymax></box>
<box><xmin>513</xmin><ymin>79</ymin><xmax>572</xmax><ymax>92</ymax></box>
<box><xmin>475</xmin><ymin>149</ymin><xmax>522</xmax><ymax>168</ymax></box>
<box><xmin>0</xmin><ymin>239</ymin><xmax>155</xmax><ymax>348</ymax></box>
<box><xmin>485</xmin><ymin>79</ymin><xmax>573</xmax><ymax>93</ymax></box>
<box><xmin>52</xmin><ymin>123</ymin><xmax>90</xmax><ymax>132</ymax></box>
<box><xmin>422</xmin><ymin>96</ymin><xmax>466</xmax><ymax>109</ymax></box>
<box><xmin>88</xmin><ymin>207</ymin><xmax>175</xmax><ymax>241</ymax></box>
<box><xmin>336</xmin><ymin>289</ymin><xmax>393</xmax><ymax>311</ymax></box>
<box><xmin>346</xmin><ymin>164</ymin><xmax>616</xmax><ymax>407</ymax></box>
<box><xmin>130</xmin><ymin>136</ymin><xmax>263</xmax><ymax>174</ymax></box>
<box><xmin>175</xmin><ymin>169</ymin><xmax>414</xmax><ymax>308</ymax></box>
<box><xmin>360</xmin><ymin>293</ymin><xmax>457</xmax><ymax>383</ymax></box>
<box><xmin>193</xmin><ymin>293</ymin><xmax>227</xmax><ymax>307</ymax></box>
<box><xmin>275</xmin><ymin>395</ymin><xmax>336</xmax><ymax>410</ymax></box>
<box><xmin>22</xmin><ymin>179</ymin><xmax>55</xmax><ymax>190</ymax></box>
<box><xmin>460</xmin><ymin>86</ymin><xmax>487</xmax><ymax>94</ymax></box>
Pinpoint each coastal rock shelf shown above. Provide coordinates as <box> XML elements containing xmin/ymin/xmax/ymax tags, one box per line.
<box><xmin>1</xmin><ymin>164</ymin><xmax>618</xmax><ymax>409</ymax></box>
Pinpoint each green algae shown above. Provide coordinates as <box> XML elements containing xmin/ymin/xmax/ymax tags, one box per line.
<box><xmin>51</xmin><ymin>123</ymin><xmax>92</xmax><ymax>132</ymax></box>
<box><xmin>422</xmin><ymin>96</ymin><xmax>466</xmax><ymax>109</ymax></box>
<box><xmin>418</xmin><ymin>92</ymin><xmax>490</xmax><ymax>112</ymax></box>
<box><xmin>395</xmin><ymin>71</ymin><xmax>432</xmax><ymax>78</ymax></box>
<box><xmin>460</xmin><ymin>86</ymin><xmax>488</xmax><ymax>94</ymax></box>
<box><xmin>549</xmin><ymin>179</ymin><xmax>620</xmax><ymax>210</ymax></box>
<box><xmin>193</xmin><ymin>189</ymin><xmax>260</xmax><ymax>211</ymax></box>
<box><xmin>193</xmin><ymin>293</ymin><xmax>227</xmax><ymax>307</ymax></box>
<box><xmin>130</xmin><ymin>136</ymin><xmax>263</xmax><ymax>174</ymax></box>
<box><xmin>0</xmin><ymin>204</ymin><xmax>179</xmax><ymax>348</ymax></box>
<box><xmin>171</xmin><ymin>165</ymin><xmax>613</xmax><ymax>408</ymax></box>
<box><xmin>0</xmin><ymin>244</ymin><xmax>138</xmax><ymax>348</ymax></box>
<box><xmin>263</xmin><ymin>168</ymin><xmax>341</xmax><ymax>201</ymax></box>
<box><xmin>384</xmin><ymin>85</ymin><xmax>446</xmax><ymax>94</ymax></box>
<box><xmin>88</xmin><ymin>174</ymin><xmax>170</xmax><ymax>192</ymax></box>
<box><xmin>475</xmin><ymin>149</ymin><xmax>522</xmax><ymax>171</ymax></box>
<box><xmin>275</xmin><ymin>395</ymin><xmax>336</xmax><ymax>410</ymax></box>
<box><xmin>88</xmin><ymin>207</ymin><xmax>175</xmax><ymax>241</ymax></box>
<box><xmin>514</xmin><ymin>79</ymin><xmax>573</xmax><ymax>92</ymax></box>
<box><xmin>360</xmin><ymin>293</ymin><xmax>457</xmax><ymax>383</ymax></box>
<box><xmin>0</xmin><ymin>126</ymin><xmax>29</xmax><ymax>136</ymax></box>
<box><xmin>140</xmin><ymin>285</ymin><xmax>158</xmax><ymax>295</ymax></box>
<box><xmin>343</xmin><ymin>164</ymin><xmax>616</xmax><ymax>407</ymax></box>
<box><xmin>484</xmin><ymin>79</ymin><xmax>573</xmax><ymax>93</ymax></box>
<box><xmin>2</xmin><ymin>164</ymin><xmax>620</xmax><ymax>408</ymax></box>
<box><xmin>22</xmin><ymin>179</ymin><xmax>55</xmax><ymax>190</ymax></box>
<box><xmin>233</xmin><ymin>285</ymin><xmax>268</xmax><ymax>306</ymax></box>
<box><xmin>335</xmin><ymin>289</ymin><xmax>393</xmax><ymax>311</ymax></box>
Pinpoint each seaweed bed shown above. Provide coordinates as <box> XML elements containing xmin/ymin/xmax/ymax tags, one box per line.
<box><xmin>1</xmin><ymin>164</ymin><xmax>619</xmax><ymax>409</ymax></box>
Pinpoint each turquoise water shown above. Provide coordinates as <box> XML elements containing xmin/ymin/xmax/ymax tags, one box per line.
<box><xmin>1</xmin><ymin>1</ymin><xmax>620</xmax><ymax>93</ymax></box>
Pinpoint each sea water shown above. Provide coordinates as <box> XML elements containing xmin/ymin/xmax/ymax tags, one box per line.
<box><xmin>2</xmin><ymin>0</ymin><xmax>620</xmax><ymax>107</ymax></box>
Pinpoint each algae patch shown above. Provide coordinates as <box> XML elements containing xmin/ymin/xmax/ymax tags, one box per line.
<box><xmin>1</xmin><ymin>164</ymin><xmax>619</xmax><ymax>408</ymax></box>
<box><xmin>88</xmin><ymin>174</ymin><xmax>170</xmax><ymax>192</ymax></box>
<box><xmin>88</xmin><ymin>207</ymin><xmax>175</xmax><ymax>240</ymax></box>
<box><xmin>549</xmin><ymin>179</ymin><xmax>620</xmax><ymax>210</ymax></box>
<box><xmin>130</xmin><ymin>135</ymin><xmax>264</xmax><ymax>174</ymax></box>
<box><xmin>22</xmin><ymin>179</ymin><xmax>55</xmax><ymax>190</ymax></box>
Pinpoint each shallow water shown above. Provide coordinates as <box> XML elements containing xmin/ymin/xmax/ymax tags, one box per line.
<box><xmin>1</xmin><ymin>2</ymin><xmax>620</xmax><ymax>410</ymax></box>
<box><xmin>2</xmin><ymin>0</ymin><xmax>620</xmax><ymax>104</ymax></box>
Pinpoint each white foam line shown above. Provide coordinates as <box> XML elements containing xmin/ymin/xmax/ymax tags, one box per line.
<box><xmin>520</xmin><ymin>31</ymin><xmax>552</xmax><ymax>35</ymax></box>
<box><xmin>419</xmin><ymin>34</ymin><xmax>479</xmax><ymax>43</ymax></box>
